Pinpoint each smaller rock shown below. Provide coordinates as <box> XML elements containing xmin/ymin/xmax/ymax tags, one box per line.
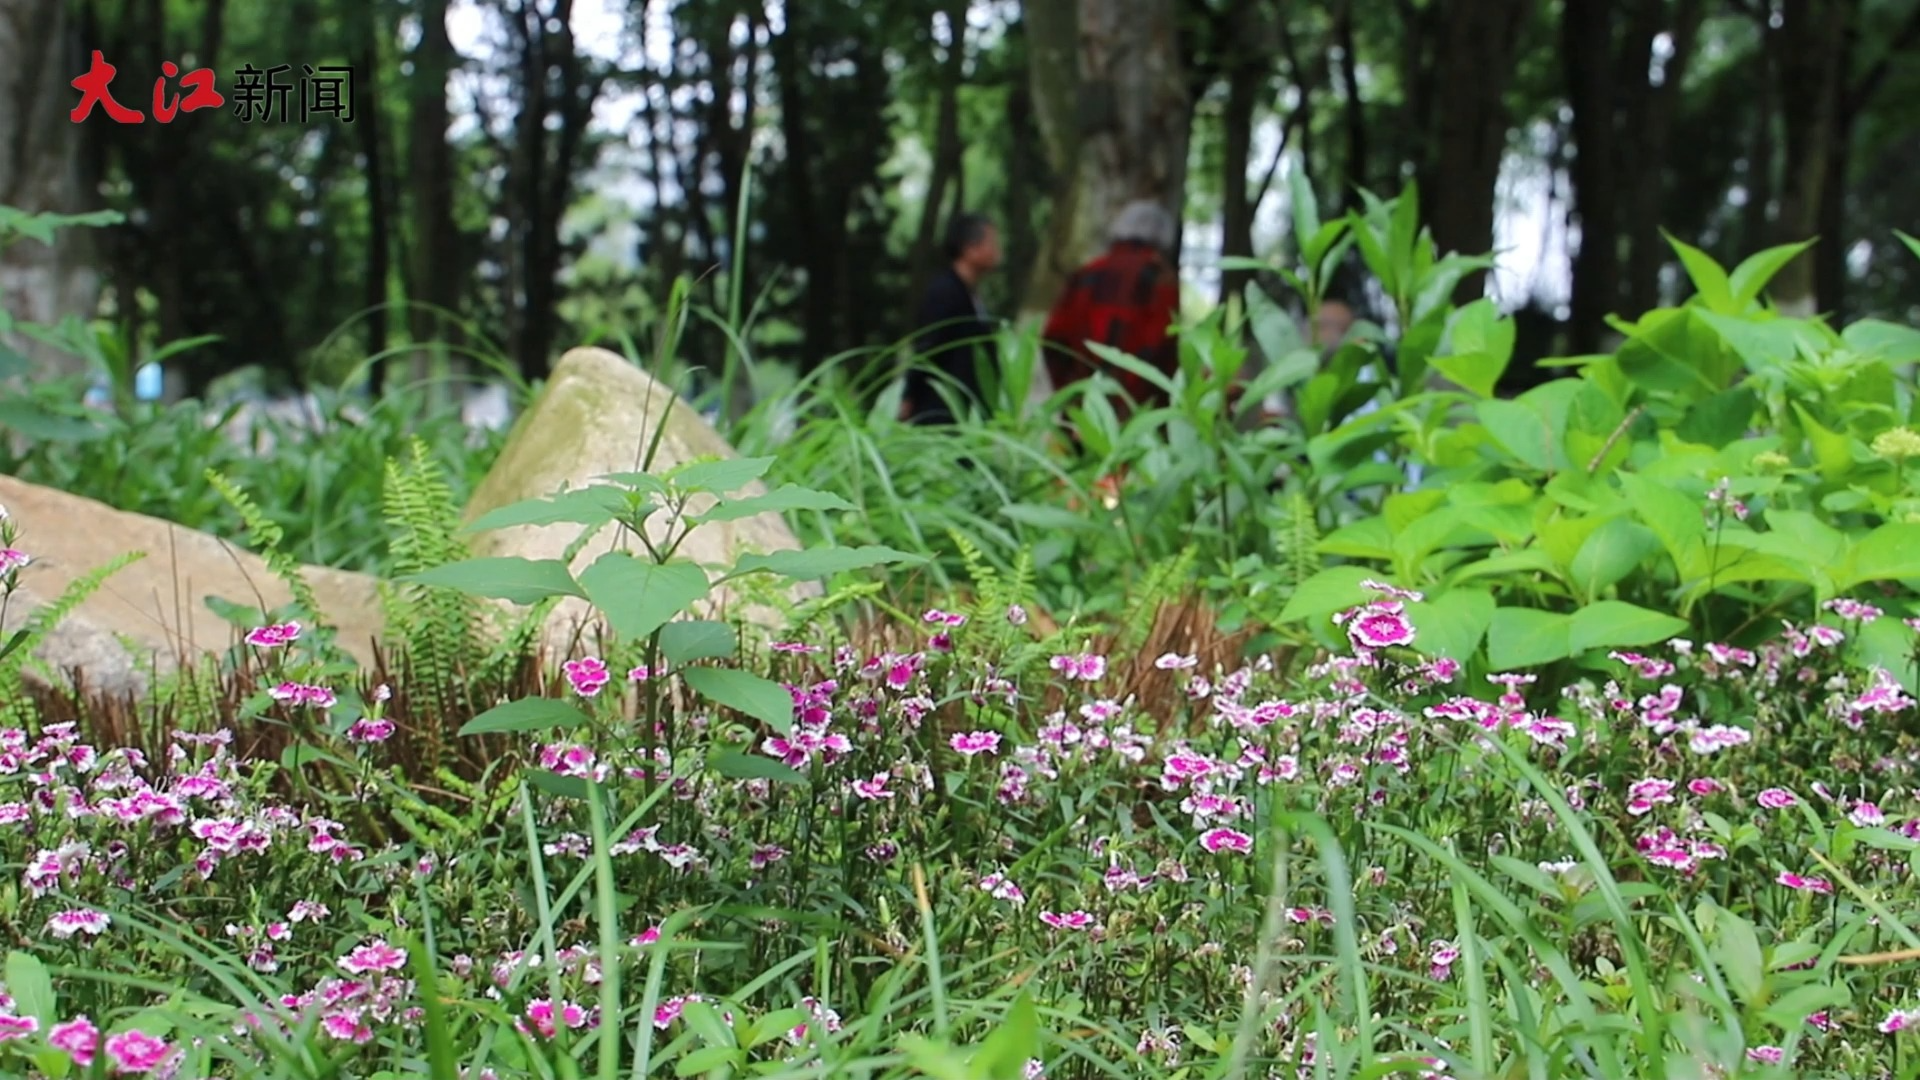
<box><xmin>0</xmin><ymin>474</ymin><xmax>386</xmax><ymax>698</ymax></box>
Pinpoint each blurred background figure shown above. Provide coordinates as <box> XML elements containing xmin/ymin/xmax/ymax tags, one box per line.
<box><xmin>904</xmin><ymin>212</ymin><xmax>1003</xmax><ymax>425</ymax></box>
<box><xmin>1039</xmin><ymin>199</ymin><xmax>1182</xmax><ymax>435</ymax></box>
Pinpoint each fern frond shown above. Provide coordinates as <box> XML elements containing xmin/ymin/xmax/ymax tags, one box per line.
<box><xmin>205</xmin><ymin>469</ymin><xmax>323</xmax><ymax>620</ymax></box>
<box><xmin>1118</xmin><ymin>546</ymin><xmax>1197</xmax><ymax>655</ymax></box>
<box><xmin>0</xmin><ymin>550</ymin><xmax>144</xmax><ymax>726</ymax></box>
<box><xmin>1278</xmin><ymin>486</ymin><xmax>1322</xmax><ymax>590</ymax></box>
<box><xmin>381</xmin><ymin>438</ymin><xmax>485</xmax><ymax>721</ymax></box>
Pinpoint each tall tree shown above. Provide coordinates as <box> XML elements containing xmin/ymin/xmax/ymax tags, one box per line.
<box><xmin>1196</xmin><ymin>0</ymin><xmax>1277</xmax><ymax>307</ymax></box>
<box><xmin>1023</xmin><ymin>0</ymin><xmax>1191</xmax><ymax>320</ymax></box>
<box><xmin>357</xmin><ymin>0</ymin><xmax>395</xmax><ymax>386</ymax></box>
<box><xmin>1403</xmin><ymin>0</ymin><xmax>1532</xmax><ymax>298</ymax></box>
<box><xmin>1560</xmin><ymin>0</ymin><xmax>1622</xmax><ymax>352</ymax></box>
<box><xmin>1769</xmin><ymin>0</ymin><xmax>1858</xmax><ymax>313</ymax></box>
<box><xmin>907</xmin><ymin>0</ymin><xmax>973</xmax><ymax>312</ymax></box>
<box><xmin>0</xmin><ymin>0</ymin><xmax>99</xmax><ymax>382</ymax></box>
<box><xmin>406</xmin><ymin>0</ymin><xmax>463</xmax><ymax>393</ymax></box>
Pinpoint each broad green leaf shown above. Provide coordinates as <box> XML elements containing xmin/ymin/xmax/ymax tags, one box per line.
<box><xmin>1393</xmin><ymin>506</ymin><xmax>1489</xmax><ymax>569</ymax></box>
<box><xmin>1449</xmin><ymin>478</ymin><xmax>1537</xmax><ymax>508</ymax></box>
<box><xmin>575</xmin><ymin>554</ymin><xmax>711</xmax><ymax>642</ymax></box>
<box><xmin>1245</xmin><ymin>283</ymin><xmax>1316</xmax><ymax>392</ymax></box>
<box><xmin>0</xmin><ymin>399</ymin><xmax>111</xmax><ymax>442</ymax></box>
<box><xmin>1569</xmin><ymin>518</ymin><xmax>1661</xmax><ymax>600</ymax></box>
<box><xmin>523</xmin><ymin>767</ymin><xmax>591</xmax><ymax>802</ymax></box>
<box><xmin>1850</xmin><ymin>616</ymin><xmax>1919</xmax><ymax>695</ymax></box>
<box><xmin>0</xmin><ymin>627</ymin><xmax>30</xmax><ymax>665</ymax></box>
<box><xmin>1278</xmin><ymin>565</ymin><xmax>1385</xmax><ymax>625</ymax></box>
<box><xmin>1696</xmin><ymin>310</ymin><xmax>1821</xmax><ymax>376</ymax></box>
<box><xmin>691</xmin><ymin>484</ymin><xmax>855</xmax><ymax>523</ymax></box>
<box><xmin>404</xmin><ymin>557</ymin><xmax>583</xmax><ymax>604</ymax></box>
<box><xmin>1384</xmin><ymin>489</ymin><xmax>1449</xmax><ymax>532</ymax></box>
<box><xmin>675</xmin><ymin>1046</ymin><xmax>743</xmax><ymax>1076</ymax></box>
<box><xmin>679</xmin><ymin>1000</ymin><xmax>739</xmax><ymax>1049</ymax></box>
<box><xmin>1612</xmin><ymin>308</ymin><xmax>1734</xmax><ymax>396</ymax></box>
<box><xmin>1680</xmin><ymin>547</ymin><xmax>1820</xmax><ymax>602</ymax></box>
<box><xmin>1674</xmin><ymin>385</ymin><xmax>1757</xmax><ymax>448</ymax></box>
<box><xmin>660</xmin><ymin>620</ymin><xmax>737</xmax><ymax>664</ymax></box>
<box><xmin>1289</xmin><ymin>166</ymin><xmax>1323</xmax><ymax>256</ymax></box>
<box><xmin>746</xmin><ymin>1008</ymin><xmax>815</xmax><ymax>1050</ymax></box>
<box><xmin>1088</xmin><ymin>340</ymin><xmax>1180</xmax><ymax>398</ymax></box>
<box><xmin>1430</xmin><ymin>299</ymin><xmax>1515</xmax><ymax>398</ymax></box>
<box><xmin>1708</xmin><ymin>905</ymin><xmax>1767</xmax><ymax>1004</ymax></box>
<box><xmin>1316</xmin><ymin>516</ymin><xmax>1398</xmax><ymax>560</ymax></box>
<box><xmin>6</xmin><ymin>952</ymin><xmax>55</xmax><ymax>1025</ymax></box>
<box><xmin>1845</xmin><ymin>318</ymin><xmax>1920</xmax><ymax>365</ymax></box>
<box><xmin>1539</xmin><ymin>513</ymin><xmax>1613</xmax><ymax>575</ymax></box>
<box><xmin>1728</xmin><ymin>239</ymin><xmax>1816</xmax><ymax>308</ymax></box>
<box><xmin>458</xmin><ymin>697</ymin><xmax>594</xmax><ymax>737</ymax></box>
<box><xmin>1791</xmin><ymin>402</ymin><xmax>1856</xmax><ymax>481</ymax></box>
<box><xmin>1294</xmin><ymin>369</ymin><xmax>1348</xmax><ymax>435</ymax></box>
<box><xmin>1403</xmin><ymin>588</ymin><xmax>1495</xmax><ymax>661</ymax></box>
<box><xmin>1619</xmin><ymin>473</ymin><xmax>1707</xmax><ymax>576</ymax></box>
<box><xmin>669</xmin><ymin>455</ymin><xmax>777</xmax><ymax>494</ymax></box>
<box><xmin>462</xmin><ymin>486</ymin><xmax>629</xmax><ymax>533</ymax></box>
<box><xmin>1486</xmin><ymin>608</ymin><xmax>1574</xmax><ymax>670</ymax></box>
<box><xmin>1475</xmin><ymin>384</ymin><xmax>1584</xmax><ymax>473</ymax></box>
<box><xmin>593</xmin><ymin>470</ymin><xmax>671</xmax><ymax>496</ymax></box>
<box><xmin>5</xmin><ymin>951</ymin><xmax>65</xmax><ymax>1080</ymax></box>
<box><xmin>1445</xmin><ymin>548</ymin><xmax>1560</xmax><ymax>587</ymax></box>
<box><xmin>1665</xmin><ymin>231</ymin><xmax>1734</xmax><ymax>311</ymax></box>
<box><xmin>1836</xmin><ymin>523</ymin><xmax>1920</xmax><ymax>591</ymax></box>
<box><xmin>1568</xmin><ymin>600</ymin><xmax>1689</xmax><ymax>654</ymax></box>
<box><xmin>1760</xmin><ymin>983</ymin><xmax>1848</xmax><ymax>1031</ymax></box>
<box><xmin>710</xmin><ymin>748</ymin><xmax>806</xmax><ymax>785</ymax></box>
<box><xmin>1763</xmin><ymin>509</ymin><xmax>1849</xmax><ymax>568</ymax></box>
<box><xmin>682</xmin><ymin>667</ymin><xmax>796</xmax><ymax>733</ymax></box>
<box><xmin>731</xmin><ymin>545</ymin><xmax>927</xmax><ymax>581</ymax></box>
<box><xmin>1000</xmin><ymin>503</ymin><xmax>1103</xmax><ymax>532</ymax></box>
<box><xmin>1900</xmin><ymin>229</ymin><xmax>1920</xmax><ymax>264</ymax></box>
<box><xmin>973</xmin><ymin>990</ymin><xmax>1042</xmax><ymax>1080</ymax></box>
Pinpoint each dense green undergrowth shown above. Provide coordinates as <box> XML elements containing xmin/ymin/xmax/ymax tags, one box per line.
<box><xmin>4</xmin><ymin>196</ymin><xmax>1920</xmax><ymax>1079</ymax></box>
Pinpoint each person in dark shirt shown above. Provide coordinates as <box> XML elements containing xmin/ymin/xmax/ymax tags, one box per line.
<box><xmin>905</xmin><ymin>212</ymin><xmax>1003</xmax><ymax>424</ymax></box>
<box><xmin>1041</xmin><ymin>199</ymin><xmax>1182</xmax><ymax>427</ymax></box>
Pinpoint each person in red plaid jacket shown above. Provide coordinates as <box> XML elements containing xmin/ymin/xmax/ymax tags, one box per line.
<box><xmin>1040</xmin><ymin>199</ymin><xmax>1183</xmax><ymax>430</ymax></box>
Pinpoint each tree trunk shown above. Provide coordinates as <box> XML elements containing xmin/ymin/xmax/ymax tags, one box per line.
<box><xmin>408</xmin><ymin>0</ymin><xmax>463</xmax><ymax>397</ymax></box>
<box><xmin>909</xmin><ymin>1</ymin><xmax>971</xmax><ymax>312</ymax></box>
<box><xmin>767</xmin><ymin>9</ymin><xmax>834</xmax><ymax>366</ymax></box>
<box><xmin>1002</xmin><ymin>73</ymin><xmax>1044</xmax><ymax>311</ymax></box>
<box><xmin>1741</xmin><ymin>28</ymin><xmax>1774</xmax><ymax>260</ymax></box>
<box><xmin>1022</xmin><ymin>0</ymin><xmax>1191</xmax><ymax>321</ymax></box>
<box><xmin>1771</xmin><ymin>0</ymin><xmax>1855</xmax><ymax>314</ymax></box>
<box><xmin>1412</xmin><ymin>0</ymin><xmax>1530</xmax><ymax>300</ymax></box>
<box><xmin>1562</xmin><ymin>0</ymin><xmax>1620</xmax><ymax>352</ymax></box>
<box><xmin>356</xmin><ymin>0</ymin><xmax>392</xmax><ymax>390</ymax></box>
<box><xmin>1334</xmin><ymin>0</ymin><xmax>1367</xmax><ymax>200</ymax></box>
<box><xmin>1217</xmin><ymin>0</ymin><xmax>1263</xmax><ymax>307</ymax></box>
<box><xmin>0</xmin><ymin>0</ymin><xmax>99</xmax><ymax>383</ymax></box>
<box><xmin>1624</xmin><ymin>0</ymin><xmax>1703</xmax><ymax>314</ymax></box>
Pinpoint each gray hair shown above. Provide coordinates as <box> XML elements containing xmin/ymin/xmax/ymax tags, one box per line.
<box><xmin>1108</xmin><ymin>199</ymin><xmax>1177</xmax><ymax>251</ymax></box>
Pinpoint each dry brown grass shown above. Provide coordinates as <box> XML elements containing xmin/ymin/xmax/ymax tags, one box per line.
<box><xmin>28</xmin><ymin>642</ymin><xmax>548</xmax><ymax>788</ymax></box>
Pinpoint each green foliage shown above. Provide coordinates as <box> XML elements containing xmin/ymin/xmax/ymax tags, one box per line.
<box><xmin>0</xmin><ymin>550</ymin><xmax>143</xmax><ymax>725</ymax></box>
<box><xmin>380</xmin><ymin>438</ymin><xmax>488</xmax><ymax>714</ymax></box>
<box><xmin>203</xmin><ymin>469</ymin><xmax>323</xmax><ymax>624</ymax></box>
<box><xmin>410</xmin><ymin>449</ymin><xmax>927</xmax><ymax>741</ymax></box>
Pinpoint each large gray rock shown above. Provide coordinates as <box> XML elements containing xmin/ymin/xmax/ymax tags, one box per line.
<box><xmin>460</xmin><ymin>346</ymin><xmax>812</xmax><ymax>657</ymax></box>
<box><xmin>0</xmin><ymin>474</ymin><xmax>386</xmax><ymax>698</ymax></box>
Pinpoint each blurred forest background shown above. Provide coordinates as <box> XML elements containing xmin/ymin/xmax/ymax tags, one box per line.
<box><xmin>2</xmin><ymin>0</ymin><xmax>1918</xmax><ymax>410</ymax></box>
